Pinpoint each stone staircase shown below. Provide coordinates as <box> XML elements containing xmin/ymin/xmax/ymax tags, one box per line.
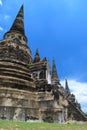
<box><xmin>68</xmin><ymin>100</ymin><xmax>87</xmax><ymax>121</ymax></box>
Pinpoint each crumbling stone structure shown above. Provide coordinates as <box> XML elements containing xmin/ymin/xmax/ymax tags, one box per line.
<box><xmin>0</xmin><ymin>5</ymin><xmax>87</xmax><ymax>123</ymax></box>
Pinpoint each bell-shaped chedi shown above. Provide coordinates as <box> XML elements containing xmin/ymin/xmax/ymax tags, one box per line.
<box><xmin>2</xmin><ymin>4</ymin><xmax>32</xmax><ymax>63</ymax></box>
<box><xmin>65</xmin><ymin>79</ymin><xmax>70</xmax><ymax>94</ymax></box>
<box><xmin>33</xmin><ymin>49</ymin><xmax>40</xmax><ymax>63</ymax></box>
<box><xmin>0</xmin><ymin>5</ymin><xmax>34</xmax><ymax>91</ymax></box>
<box><xmin>51</xmin><ymin>59</ymin><xmax>60</xmax><ymax>85</ymax></box>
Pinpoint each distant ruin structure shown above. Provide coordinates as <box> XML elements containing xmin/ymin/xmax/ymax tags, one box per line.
<box><xmin>0</xmin><ymin>5</ymin><xmax>87</xmax><ymax>123</ymax></box>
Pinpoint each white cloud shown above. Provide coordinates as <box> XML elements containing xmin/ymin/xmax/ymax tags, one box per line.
<box><xmin>4</xmin><ymin>15</ymin><xmax>10</xmax><ymax>20</ymax></box>
<box><xmin>61</xmin><ymin>79</ymin><xmax>87</xmax><ymax>113</ymax></box>
<box><xmin>0</xmin><ymin>0</ymin><xmax>2</xmax><ymax>6</ymax></box>
<box><xmin>0</xmin><ymin>26</ymin><xmax>3</xmax><ymax>31</ymax></box>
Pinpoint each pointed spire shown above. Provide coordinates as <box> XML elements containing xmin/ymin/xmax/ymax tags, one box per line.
<box><xmin>4</xmin><ymin>4</ymin><xmax>27</xmax><ymax>43</ymax></box>
<box><xmin>10</xmin><ymin>4</ymin><xmax>24</xmax><ymax>34</ymax></box>
<box><xmin>33</xmin><ymin>49</ymin><xmax>40</xmax><ymax>63</ymax></box>
<box><xmin>65</xmin><ymin>79</ymin><xmax>70</xmax><ymax>94</ymax></box>
<box><xmin>51</xmin><ymin>59</ymin><xmax>60</xmax><ymax>84</ymax></box>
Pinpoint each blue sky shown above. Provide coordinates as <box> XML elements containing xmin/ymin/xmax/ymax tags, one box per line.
<box><xmin>0</xmin><ymin>0</ymin><xmax>87</xmax><ymax>112</ymax></box>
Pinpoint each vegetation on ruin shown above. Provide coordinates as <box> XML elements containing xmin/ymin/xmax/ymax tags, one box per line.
<box><xmin>0</xmin><ymin>120</ymin><xmax>87</xmax><ymax>130</ymax></box>
<box><xmin>26</xmin><ymin>62</ymin><xmax>31</xmax><ymax>69</ymax></box>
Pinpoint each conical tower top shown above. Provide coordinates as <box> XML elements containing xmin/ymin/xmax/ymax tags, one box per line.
<box><xmin>51</xmin><ymin>59</ymin><xmax>60</xmax><ymax>84</ymax></box>
<box><xmin>10</xmin><ymin>4</ymin><xmax>24</xmax><ymax>34</ymax></box>
<box><xmin>4</xmin><ymin>5</ymin><xmax>27</xmax><ymax>44</ymax></box>
<box><xmin>65</xmin><ymin>79</ymin><xmax>70</xmax><ymax>94</ymax></box>
<box><xmin>33</xmin><ymin>49</ymin><xmax>40</xmax><ymax>63</ymax></box>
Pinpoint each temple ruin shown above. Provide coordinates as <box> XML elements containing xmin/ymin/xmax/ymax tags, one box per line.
<box><xmin>0</xmin><ymin>5</ymin><xmax>87</xmax><ymax>123</ymax></box>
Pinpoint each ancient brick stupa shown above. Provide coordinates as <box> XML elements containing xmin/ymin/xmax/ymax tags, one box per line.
<box><xmin>0</xmin><ymin>5</ymin><xmax>87</xmax><ymax>123</ymax></box>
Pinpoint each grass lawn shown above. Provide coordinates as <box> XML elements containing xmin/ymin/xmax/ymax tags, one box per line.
<box><xmin>0</xmin><ymin>120</ymin><xmax>87</xmax><ymax>130</ymax></box>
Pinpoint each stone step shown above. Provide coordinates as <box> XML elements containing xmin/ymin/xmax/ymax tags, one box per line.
<box><xmin>0</xmin><ymin>69</ymin><xmax>33</xmax><ymax>81</ymax></box>
<box><xmin>0</xmin><ymin>67</ymin><xmax>31</xmax><ymax>76</ymax></box>
<box><xmin>0</xmin><ymin>61</ymin><xmax>30</xmax><ymax>74</ymax></box>
<box><xmin>0</xmin><ymin>75</ymin><xmax>35</xmax><ymax>89</ymax></box>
